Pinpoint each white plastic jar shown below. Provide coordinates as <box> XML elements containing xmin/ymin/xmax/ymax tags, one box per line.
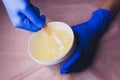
<box><xmin>28</xmin><ymin>22</ymin><xmax>75</xmax><ymax>65</ymax></box>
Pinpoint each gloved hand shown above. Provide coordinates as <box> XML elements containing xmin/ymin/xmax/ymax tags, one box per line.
<box><xmin>60</xmin><ymin>9</ymin><xmax>112</xmax><ymax>74</ymax></box>
<box><xmin>2</xmin><ymin>0</ymin><xmax>46</xmax><ymax>32</ymax></box>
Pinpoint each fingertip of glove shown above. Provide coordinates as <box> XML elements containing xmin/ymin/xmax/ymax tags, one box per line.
<box><xmin>92</xmin><ymin>8</ymin><xmax>112</xmax><ymax>22</ymax></box>
<box><xmin>60</xmin><ymin>63</ymin><xmax>72</xmax><ymax>74</ymax></box>
<box><xmin>37</xmin><ymin>21</ymin><xmax>45</xmax><ymax>29</ymax></box>
<box><xmin>60</xmin><ymin>68</ymin><xmax>69</xmax><ymax>74</ymax></box>
<box><xmin>29</xmin><ymin>23</ymin><xmax>44</xmax><ymax>32</ymax></box>
<box><xmin>41</xmin><ymin>15</ymin><xmax>46</xmax><ymax>22</ymax></box>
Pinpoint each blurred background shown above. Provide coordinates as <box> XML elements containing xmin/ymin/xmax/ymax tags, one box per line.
<box><xmin>0</xmin><ymin>0</ymin><xmax>120</xmax><ymax>80</ymax></box>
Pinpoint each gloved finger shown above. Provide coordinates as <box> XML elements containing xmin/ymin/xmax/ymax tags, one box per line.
<box><xmin>61</xmin><ymin>61</ymin><xmax>84</xmax><ymax>74</ymax></box>
<box><xmin>30</xmin><ymin>4</ymin><xmax>40</xmax><ymax>16</ymax></box>
<box><xmin>60</xmin><ymin>42</ymin><xmax>81</xmax><ymax>74</ymax></box>
<box><xmin>22</xmin><ymin>4</ymin><xmax>45</xmax><ymax>30</ymax></box>
<box><xmin>40</xmin><ymin>15</ymin><xmax>46</xmax><ymax>22</ymax></box>
<box><xmin>33</xmin><ymin>7</ymin><xmax>46</xmax><ymax>22</ymax></box>
<box><xmin>31</xmin><ymin>5</ymin><xmax>46</xmax><ymax>22</ymax></box>
<box><xmin>69</xmin><ymin>61</ymin><xmax>86</xmax><ymax>73</ymax></box>
<box><xmin>62</xmin><ymin>52</ymin><xmax>89</xmax><ymax>74</ymax></box>
<box><xmin>32</xmin><ymin>6</ymin><xmax>46</xmax><ymax>27</ymax></box>
<box><xmin>17</xmin><ymin>16</ymin><xmax>41</xmax><ymax>32</ymax></box>
<box><xmin>14</xmin><ymin>9</ymin><xmax>44</xmax><ymax>32</ymax></box>
<box><xmin>33</xmin><ymin>6</ymin><xmax>40</xmax><ymax>16</ymax></box>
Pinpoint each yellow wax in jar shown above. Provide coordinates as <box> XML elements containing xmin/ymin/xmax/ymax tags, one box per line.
<box><xmin>29</xmin><ymin>25</ymin><xmax>73</xmax><ymax>62</ymax></box>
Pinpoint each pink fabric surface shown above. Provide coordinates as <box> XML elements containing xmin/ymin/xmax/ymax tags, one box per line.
<box><xmin>0</xmin><ymin>0</ymin><xmax>120</xmax><ymax>80</ymax></box>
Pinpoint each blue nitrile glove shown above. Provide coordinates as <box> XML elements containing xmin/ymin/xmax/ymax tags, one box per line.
<box><xmin>60</xmin><ymin>9</ymin><xmax>112</xmax><ymax>74</ymax></box>
<box><xmin>2</xmin><ymin>0</ymin><xmax>46</xmax><ymax>32</ymax></box>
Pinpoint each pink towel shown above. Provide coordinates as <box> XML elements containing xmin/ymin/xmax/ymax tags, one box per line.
<box><xmin>0</xmin><ymin>0</ymin><xmax>120</xmax><ymax>80</ymax></box>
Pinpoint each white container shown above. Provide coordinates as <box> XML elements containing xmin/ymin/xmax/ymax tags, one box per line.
<box><xmin>28</xmin><ymin>22</ymin><xmax>75</xmax><ymax>65</ymax></box>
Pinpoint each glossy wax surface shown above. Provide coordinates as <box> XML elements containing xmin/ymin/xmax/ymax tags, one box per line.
<box><xmin>29</xmin><ymin>22</ymin><xmax>73</xmax><ymax>62</ymax></box>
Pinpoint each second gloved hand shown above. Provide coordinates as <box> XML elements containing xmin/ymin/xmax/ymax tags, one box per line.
<box><xmin>60</xmin><ymin>9</ymin><xmax>112</xmax><ymax>74</ymax></box>
<box><xmin>2</xmin><ymin>0</ymin><xmax>46</xmax><ymax>32</ymax></box>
